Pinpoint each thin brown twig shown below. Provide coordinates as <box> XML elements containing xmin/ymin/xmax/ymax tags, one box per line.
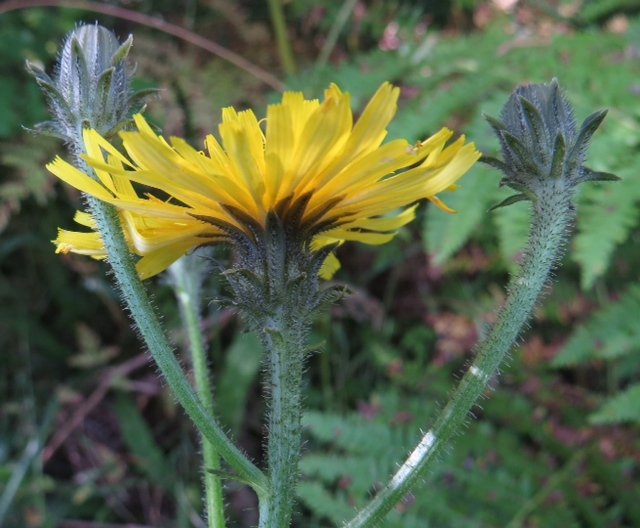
<box><xmin>59</xmin><ymin>521</ymin><xmax>154</xmax><ymax>528</ymax></box>
<box><xmin>42</xmin><ymin>353</ymin><xmax>149</xmax><ymax>463</ymax></box>
<box><xmin>0</xmin><ymin>0</ymin><xmax>285</xmax><ymax>91</ymax></box>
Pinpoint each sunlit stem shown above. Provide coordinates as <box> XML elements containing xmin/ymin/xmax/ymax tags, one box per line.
<box><xmin>317</xmin><ymin>0</ymin><xmax>358</xmax><ymax>67</ymax></box>
<box><xmin>170</xmin><ymin>257</ymin><xmax>226</xmax><ymax>528</ymax></box>
<box><xmin>346</xmin><ymin>183</ymin><xmax>575</xmax><ymax>527</ymax></box>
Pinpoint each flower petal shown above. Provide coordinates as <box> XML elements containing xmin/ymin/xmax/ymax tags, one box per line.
<box><xmin>49</xmin><ymin>83</ymin><xmax>479</xmax><ymax>279</ymax></box>
<box><xmin>47</xmin><ymin>157</ymin><xmax>113</xmax><ymax>201</ymax></box>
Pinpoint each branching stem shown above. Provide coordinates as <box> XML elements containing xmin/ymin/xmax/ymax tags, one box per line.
<box><xmin>84</xmin><ymin>190</ymin><xmax>267</xmax><ymax>493</ymax></box>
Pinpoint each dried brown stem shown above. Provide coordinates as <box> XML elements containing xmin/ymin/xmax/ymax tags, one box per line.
<box><xmin>42</xmin><ymin>353</ymin><xmax>149</xmax><ymax>463</ymax></box>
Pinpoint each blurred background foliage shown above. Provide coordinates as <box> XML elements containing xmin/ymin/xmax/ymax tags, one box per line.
<box><xmin>0</xmin><ymin>1</ymin><xmax>639</xmax><ymax>527</ymax></box>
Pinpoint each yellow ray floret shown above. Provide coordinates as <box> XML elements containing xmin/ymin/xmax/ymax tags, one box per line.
<box><xmin>49</xmin><ymin>82</ymin><xmax>480</xmax><ymax>279</ymax></box>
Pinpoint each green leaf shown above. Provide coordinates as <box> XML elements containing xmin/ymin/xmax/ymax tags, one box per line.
<box><xmin>502</xmin><ymin>130</ymin><xmax>539</xmax><ymax>174</ymax></box>
<box><xmin>114</xmin><ymin>394</ymin><xmax>174</xmax><ymax>490</ymax></box>
<box><xmin>489</xmin><ymin>193</ymin><xmax>529</xmax><ymax>212</ymax></box>
<box><xmin>483</xmin><ymin>113</ymin><xmax>508</xmax><ymax>135</ymax></box>
<box><xmin>579</xmin><ymin>168</ymin><xmax>620</xmax><ymax>183</ymax></box>
<box><xmin>589</xmin><ymin>383</ymin><xmax>640</xmax><ymax>425</ymax></box>
<box><xmin>217</xmin><ymin>332</ymin><xmax>262</xmax><ymax>433</ymax></box>
<box><xmin>568</xmin><ymin>109</ymin><xmax>608</xmax><ymax>167</ymax></box>
<box><xmin>549</xmin><ymin>132</ymin><xmax>566</xmax><ymax>179</ymax></box>
<box><xmin>480</xmin><ymin>154</ymin><xmax>509</xmax><ymax>173</ymax></box>
<box><xmin>518</xmin><ymin>96</ymin><xmax>547</xmax><ymax>160</ymax></box>
<box><xmin>492</xmin><ymin>196</ymin><xmax>532</xmax><ymax>271</ymax></box>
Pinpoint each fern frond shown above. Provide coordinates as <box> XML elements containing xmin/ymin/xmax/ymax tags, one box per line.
<box><xmin>296</xmin><ymin>481</ymin><xmax>354</xmax><ymax>526</ymax></box>
<box><xmin>589</xmin><ymin>383</ymin><xmax>640</xmax><ymax>425</ymax></box>
<box><xmin>573</xmin><ymin>172</ymin><xmax>640</xmax><ymax>289</ymax></box>
<box><xmin>424</xmin><ymin>164</ymin><xmax>497</xmax><ymax>265</ymax></box>
<box><xmin>492</xmin><ymin>197</ymin><xmax>532</xmax><ymax>271</ymax></box>
<box><xmin>552</xmin><ymin>284</ymin><xmax>640</xmax><ymax>367</ymax></box>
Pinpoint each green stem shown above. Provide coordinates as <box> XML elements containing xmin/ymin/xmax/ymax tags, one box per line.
<box><xmin>346</xmin><ymin>184</ymin><xmax>575</xmax><ymax>527</ymax></box>
<box><xmin>316</xmin><ymin>0</ymin><xmax>358</xmax><ymax>67</ymax></box>
<box><xmin>258</xmin><ymin>312</ymin><xmax>306</xmax><ymax>528</ymax></box>
<box><xmin>0</xmin><ymin>400</ymin><xmax>57</xmax><ymax>524</ymax></box>
<box><xmin>267</xmin><ymin>0</ymin><xmax>296</xmax><ymax>75</ymax></box>
<box><xmin>63</xmin><ymin>141</ymin><xmax>268</xmax><ymax>495</ymax></box>
<box><xmin>171</xmin><ymin>257</ymin><xmax>226</xmax><ymax>528</ymax></box>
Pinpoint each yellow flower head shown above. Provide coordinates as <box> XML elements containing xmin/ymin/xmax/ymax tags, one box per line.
<box><xmin>49</xmin><ymin>82</ymin><xmax>480</xmax><ymax>279</ymax></box>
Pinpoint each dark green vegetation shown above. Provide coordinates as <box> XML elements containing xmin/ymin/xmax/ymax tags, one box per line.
<box><xmin>1</xmin><ymin>2</ymin><xmax>639</xmax><ymax>527</ymax></box>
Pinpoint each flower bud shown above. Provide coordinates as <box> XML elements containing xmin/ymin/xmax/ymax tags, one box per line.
<box><xmin>483</xmin><ymin>79</ymin><xmax>618</xmax><ymax>210</ymax></box>
<box><xmin>27</xmin><ymin>24</ymin><xmax>152</xmax><ymax>148</ymax></box>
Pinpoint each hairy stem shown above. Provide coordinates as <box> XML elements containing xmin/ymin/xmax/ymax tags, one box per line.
<box><xmin>83</xmin><ymin>191</ymin><xmax>267</xmax><ymax>494</ymax></box>
<box><xmin>258</xmin><ymin>311</ymin><xmax>306</xmax><ymax>528</ymax></box>
<box><xmin>346</xmin><ymin>184</ymin><xmax>575</xmax><ymax>527</ymax></box>
<box><xmin>171</xmin><ymin>257</ymin><xmax>226</xmax><ymax>528</ymax></box>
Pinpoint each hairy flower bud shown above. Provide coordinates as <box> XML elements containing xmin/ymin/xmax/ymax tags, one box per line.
<box><xmin>27</xmin><ymin>24</ymin><xmax>153</xmax><ymax>150</ymax></box>
<box><xmin>483</xmin><ymin>79</ymin><xmax>618</xmax><ymax>209</ymax></box>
